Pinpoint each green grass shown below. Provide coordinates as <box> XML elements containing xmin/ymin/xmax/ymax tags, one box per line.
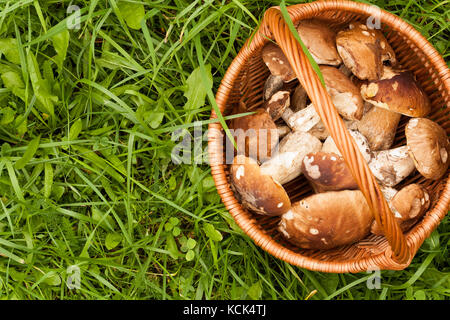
<box><xmin>0</xmin><ymin>0</ymin><xmax>449</xmax><ymax>300</ymax></box>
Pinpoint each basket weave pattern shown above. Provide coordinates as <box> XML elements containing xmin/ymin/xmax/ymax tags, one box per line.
<box><xmin>208</xmin><ymin>1</ymin><xmax>450</xmax><ymax>273</ymax></box>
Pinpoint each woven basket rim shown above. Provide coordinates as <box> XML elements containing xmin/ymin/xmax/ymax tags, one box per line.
<box><xmin>208</xmin><ymin>0</ymin><xmax>450</xmax><ymax>273</ymax></box>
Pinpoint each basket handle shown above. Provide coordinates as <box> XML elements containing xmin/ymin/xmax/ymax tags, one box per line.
<box><xmin>263</xmin><ymin>6</ymin><xmax>411</xmax><ymax>265</ymax></box>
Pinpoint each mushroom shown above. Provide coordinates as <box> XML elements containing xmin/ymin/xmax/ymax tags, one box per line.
<box><xmin>278</xmin><ymin>190</ymin><xmax>373</xmax><ymax>249</ymax></box>
<box><xmin>262</xmin><ymin>42</ymin><xmax>296</xmax><ymax>82</ymax></box>
<box><xmin>368</xmin><ymin>146</ymin><xmax>415</xmax><ymax>187</ymax></box>
<box><xmin>230</xmin><ymin>155</ymin><xmax>291</xmax><ymax>216</ymax></box>
<box><xmin>336</xmin><ymin>22</ymin><xmax>396</xmax><ymax>80</ymax></box>
<box><xmin>260</xmin><ymin>131</ymin><xmax>322</xmax><ymax>185</ymax></box>
<box><xmin>276</xmin><ymin>125</ymin><xmax>291</xmax><ymax>139</ymax></box>
<box><xmin>296</xmin><ymin>19</ymin><xmax>342</xmax><ymax>66</ymax></box>
<box><xmin>263</xmin><ymin>74</ymin><xmax>285</xmax><ymax>101</ymax></box>
<box><xmin>320</xmin><ymin>65</ymin><xmax>365</xmax><ymax>120</ymax></box>
<box><xmin>264</xmin><ymin>90</ymin><xmax>290</xmax><ymax>121</ymax></box>
<box><xmin>301</xmin><ymin>151</ymin><xmax>358</xmax><ymax>192</ymax></box>
<box><xmin>371</xmin><ymin>184</ymin><xmax>430</xmax><ymax>235</ymax></box>
<box><xmin>360</xmin><ymin>67</ymin><xmax>431</xmax><ymax>117</ymax></box>
<box><xmin>405</xmin><ymin>118</ymin><xmax>449</xmax><ymax>180</ymax></box>
<box><xmin>356</xmin><ymin>106</ymin><xmax>401</xmax><ymax>151</ymax></box>
<box><xmin>321</xmin><ymin>129</ymin><xmax>373</xmax><ymax>163</ymax></box>
<box><xmin>291</xmin><ymin>84</ymin><xmax>308</xmax><ymax>112</ymax></box>
<box><xmin>281</xmin><ymin>104</ymin><xmax>321</xmax><ymax>134</ymax></box>
<box><xmin>229</xmin><ymin>105</ymin><xmax>278</xmax><ymax>162</ymax></box>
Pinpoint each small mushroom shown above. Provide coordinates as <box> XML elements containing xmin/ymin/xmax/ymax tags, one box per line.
<box><xmin>263</xmin><ymin>74</ymin><xmax>285</xmax><ymax>101</ymax></box>
<box><xmin>320</xmin><ymin>65</ymin><xmax>365</xmax><ymax>120</ymax></box>
<box><xmin>321</xmin><ymin>130</ymin><xmax>373</xmax><ymax>163</ymax></box>
<box><xmin>356</xmin><ymin>106</ymin><xmax>401</xmax><ymax>151</ymax></box>
<box><xmin>229</xmin><ymin>106</ymin><xmax>278</xmax><ymax>162</ymax></box>
<box><xmin>405</xmin><ymin>118</ymin><xmax>449</xmax><ymax>180</ymax></box>
<box><xmin>264</xmin><ymin>90</ymin><xmax>290</xmax><ymax>121</ymax></box>
<box><xmin>260</xmin><ymin>131</ymin><xmax>322</xmax><ymax>185</ymax></box>
<box><xmin>279</xmin><ymin>190</ymin><xmax>373</xmax><ymax>249</ymax></box>
<box><xmin>296</xmin><ymin>19</ymin><xmax>342</xmax><ymax>66</ymax></box>
<box><xmin>368</xmin><ymin>146</ymin><xmax>415</xmax><ymax>187</ymax></box>
<box><xmin>291</xmin><ymin>84</ymin><xmax>308</xmax><ymax>112</ymax></box>
<box><xmin>262</xmin><ymin>42</ymin><xmax>296</xmax><ymax>82</ymax></box>
<box><xmin>301</xmin><ymin>151</ymin><xmax>358</xmax><ymax>192</ymax></box>
<box><xmin>371</xmin><ymin>184</ymin><xmax>430</xmax><ymax>235</ymax></box>
<box><xmin>276</xmin><ymin>125</ymin><xmax>291</xmax><ymax>139</ymax></box>
<box><xmin>281</xmin><ymin>104</ymin><xmax>321</xmax><ymax>134</ymax></box>
<box><xmin>360</xmin><ymin>67</ymin><xmax>431</xmax><ymax>117</ymax></box>
<box><xmin>336</xmin><ymin>22</ymin><xmax>396</xmax><ymax>80</ymax></box>
<box><xmin>230</xmin><ymin>155</ymin><xmax>291</xmax><ymax>216</ymax></box>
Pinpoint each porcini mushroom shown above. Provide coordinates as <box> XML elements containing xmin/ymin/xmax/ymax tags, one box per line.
<box><xmin>262</xmin><ymin>42</ymin><xmax>296</xmax><ymax>82</ymax></box>
<box><xmin>296</xmin><ymin>19</ymin><xmax>342</xmax><ymax>66</ymax></box>
<box><xmin>371</xmin><ymin>184</ymin><xmax>430</xmax><ymax>235</ymax></box>
<box><xmin>264</xmin><ymin>90</ymin><xmax>290</xmax><ymax>121</ymax></box>
<box><xmin>291</xmin><ymin>84</ymin><xmax>308</xmax><ymax>112</ymax></box>
<box><xmin>356</xmin><ymin>106</ymin><xmax>401</xmax><ymax>151</ymax></box>
<box><xmin>301</xmin><ymin>151</ymin><xmax>358</xmax><ymax>192</ymax></box>
<box><xmin>263</xmin><ymin>74</ymin><xmax>285</xmax><ymax>101</ymax></box>
<box><xmin>229</xmin><ymin>106</ymin><xmax>278</xmax><ymax>162</ymax></box>
<box><xmin>320</xmin><ymin>65</ymin><xmax>365</xmax><ymax>120</ymax></box>
<box><xmin>260</xmin><ymin>131</ymin><xmax>322</xmax><ymax>185</ymax></box>
<box><xmin>405</xmin><ymin>118</ymin><xmax>449</xmax><ymax>180</ymax></box>
<box><xmin>230</xmin><ymin>155</ymin><xmax>291</xmax><ymax>216</ymax></box>
<box><xmin>279</xmin><ymin>190</ymin><xmax>373</xmax><ymax>249</ymax></box>
<box><xmin>321</xmin><ymin>129</ymin><xmax>373</xmax><ymax>163</ymax></box>
<box><xmin>368</xmin><ymin>146</ymin><xmax>415</xmax><ymax>187</ymax></box>
<box><xmin>360</xmin><ymin>67</ymin><xmax>431</xmax><ymax>117</ymax></box>
<box><xmin>336</xmin><ymin>22</ymin><xmax>396</xmax><ymax>80</ymax></box>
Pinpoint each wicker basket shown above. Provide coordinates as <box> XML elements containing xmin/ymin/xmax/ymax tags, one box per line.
<box><xmin>208</xmin><ymin>0</ymin><xmax>450</xmax><ymax>273</ymax></box>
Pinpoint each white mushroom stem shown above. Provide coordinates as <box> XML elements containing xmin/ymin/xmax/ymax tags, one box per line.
<box><xmin>282</xmin><ymin>104</ymin><xmax>321</xmax><ymax>133</ymax></box>
<box><xmin>380</xmin><ymin>186</ymin><xmax>402</xmax><ymax>219</ymax></box>
<box><xmin>276</xmin><ymin>125</ymin><xmax>291</xmax><ymax>139</ymax></box>
<box><xmin>260</xmin><ymin>131</ymin><xmax>322</xmax><ymax>185</ymax></box>
<box><xmin>368</xmin><ymin>146</ymin><xmax>415</xmax><ymax>187</ymax></box>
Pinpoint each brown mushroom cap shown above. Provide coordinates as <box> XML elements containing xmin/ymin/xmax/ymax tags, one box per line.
<box><xmin>230</xmin><ymin>155</ymin><xmax>291</xmax><ymax>216</ymax></box>
<box><xmin>356</xmin><ymin>106</ymin><xmax>401</xmax><ymax>151</ymax></box>
<box><xmin>371</xmin><ymin>184</ymin><xmax>430</xmax><ymax>235</ymax></box>
<box><xmin>336</xmin><ymin>22</ymin><xmax>395</xmax><ymax>81</ymax></box>
<box><xmin>262</xmin><ymin>42</ymin><xmax>296</xmax><ymax>82</ymax></box>
<box><xmin>360</xmin><ymin>67</ymin><xmax>431</xmax><ymax>117</ymax></box>
<box><xmin>263</xmin><ymin>74</ymin><xmax>285</xmax><ymax>101</ymax></box>
<box><xmin>291</xmin><ymin>84</ymin><xmax>308</xmax><ymax>112</ymax></box>
<box><xmin>229</xmin><ymin>107</ymin><xmax>278</xmax><ymax>162</ymax></box>
<box><xmin>264</xmin><ymin>90</ymin><xmax>290</xmax><ymax>121</ymax></box>
<box><xmin>279</xmin><ymin>190</ymin><xmax>373</xmax><ymax>250</ymax></box>
<box><xmin>301</xmin><ymin>151</ymin><xmax>358</xmax><ymax>192</ymax></box>
<box><xmin>336</xmin><ymin>25</ymin><xmax>383</xmax><ymax>81</ymax></box>
<box><xmin>296</xmin><ymin>19</ymin><xmax>342</xmax><ymax>66</ymax></box>
<box><xmin>405</xmin><ymin>118</ymin><xmax>450</xmax><ymax>180</ymax></box>
<box><xmin>320</xmin><ymin>65</ymin><xmax>365</xmax><ymax>120</ymax></box>
<box><xmin>349</xmin><ymin>22</ymin><xmax>396</xmax><ymax>65</ymax></box>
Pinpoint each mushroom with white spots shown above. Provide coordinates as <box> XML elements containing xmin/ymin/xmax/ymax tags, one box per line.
<box><xmin>278</xmin><ymin>190</ymin><xmax>374</xmax><ymax>249</ymax></box>
<box><xmin>301</xmin><ymin>151</ymin><xmax>359</xmax><ymax>193</ymax></box>
<box><xmin>262</xmin><ymin>42</ymin><xmax>296</xmax><ymax>83</ymax></box>
<box><xmin>230</xmin><ymin>155</ymin><xmax>291</xmax><ymax>216</ymax></box>
<box><xmin>264</xmin><ymin>90</ymin><xmax>291</xmax><ymax>121</ymax></box>
<box><xmin>405</xmin><ymin>118</ymin><xmax>449</xmax><ymax>180</ymax></box>
<box><xmin>336</xmin><ymin>22</ymin><xmax>396</xmax><ymax>80</ymax></box>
